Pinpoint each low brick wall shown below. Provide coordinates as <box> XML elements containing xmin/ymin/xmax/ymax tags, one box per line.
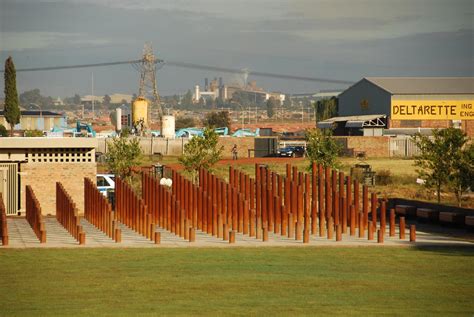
<box><xmin>21</xmin><ymin>163</ymin><xmax>96</xmax><ymax>215</ymax></box>
<box><xmin>335</xmin><ymin>136</ymin><xmax>390</xmax><ymax>158</ymax></box>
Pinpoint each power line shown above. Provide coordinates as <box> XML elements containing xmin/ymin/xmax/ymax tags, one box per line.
<box><xmin>1</xmin><ymin>58</ymin><xmax>354</xmax><ymax>84</ymax></box>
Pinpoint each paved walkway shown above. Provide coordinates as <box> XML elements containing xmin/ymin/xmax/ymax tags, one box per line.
<box><xmin>2</xmin><ymin>217</ymin><xmax>473</xmax><ymax>248</ymax></box>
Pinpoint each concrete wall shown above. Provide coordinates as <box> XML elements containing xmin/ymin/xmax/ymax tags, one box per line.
<box><xmin>97</xmin><ymin>136</ymin><xmax>273</xmax><ymax>159</ymax></box>
<box><xmin>335</xmin><ymin>136</ymin><xmax>390</xmax><ymax>157</ymax></box>
<box><xmin>20</xmin><ymin>163</ymin><xmax>96</xmax><ymax>215</ymax></box>
<box><xmin>338</xmin><ymin>79</ymin><xmax>392</xmax><ymax>116</ymax></box>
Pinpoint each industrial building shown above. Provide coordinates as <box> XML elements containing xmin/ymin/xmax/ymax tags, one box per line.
<box><xmin>319</xmin><ymin>77</ymin><xmax>474</xmax><ymax>136</ymax></box>
<box><xmin>193</xmin><ymin>77</ymin><xmax>285</xmax><ymax>104</ymax></box>
<box><xmin>0</xmin><ymin>110</ymin><xmax>67</xmax><ymax>132</ymax></box>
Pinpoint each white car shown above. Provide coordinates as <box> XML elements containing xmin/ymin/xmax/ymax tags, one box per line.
<box><xmin>97</xmin><ymin>174</ymin><xmax>115</xmax><ymax>196</ymax></box>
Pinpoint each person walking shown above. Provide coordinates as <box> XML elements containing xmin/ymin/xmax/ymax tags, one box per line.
<box><xmin>232</xmin><ymin>144</ymin><xmax>238</xmax><ymax>160</ymax></box>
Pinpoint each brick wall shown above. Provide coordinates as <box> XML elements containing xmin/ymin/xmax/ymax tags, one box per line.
<box><xmin>21</xmin><ymin>163</ymin><xmax>96</xmax><ymax>215</ymax></box>
<box><xmin>334</xmin><ymin>136</ymin><xmax>390</xmax><ymax>157</ymax></box>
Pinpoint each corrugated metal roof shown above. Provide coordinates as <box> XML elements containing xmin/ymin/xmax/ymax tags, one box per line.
<box><xmin>319</xmin><ymin>114</ymin><xmax>386</xmax><ymax>123</ymax></box>
<box><xmin>0</xmin><ymin>110</ymin><xmax>63</xmax><ymax>117</ymax></box>
<box><xmin>364</xmin><ymin>77</ymin><xmax>474</xmax><ymax>95</ymax></box>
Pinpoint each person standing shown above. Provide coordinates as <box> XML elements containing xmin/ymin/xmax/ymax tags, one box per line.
<box><xmin>232</xmin><ymin>144</ymin><xmax>238</xmax><ymax>160</ymax></box>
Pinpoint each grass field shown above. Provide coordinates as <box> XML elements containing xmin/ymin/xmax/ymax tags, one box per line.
<box><xmin>1</xmin><ymin>247</ymin><xmax>473</xmax><ymax>316</ymax></box>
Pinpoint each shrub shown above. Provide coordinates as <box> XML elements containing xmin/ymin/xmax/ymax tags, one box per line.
<box><xmin>375</xmin><ymin>169</ymin><xmax>392</xmax><ymax>186</ymax></box>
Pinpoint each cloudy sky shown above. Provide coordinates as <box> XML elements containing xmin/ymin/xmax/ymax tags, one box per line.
<box><xmin>1</xmin><ymin>0</ymin><xmax>473</xmax><ymax>98</ymax></box>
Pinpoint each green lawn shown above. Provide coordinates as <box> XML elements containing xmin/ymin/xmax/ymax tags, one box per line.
<box><xmin>1</xmin><ymin>247</ymin><xmax>473</xmax><ymax>316</ymax></box>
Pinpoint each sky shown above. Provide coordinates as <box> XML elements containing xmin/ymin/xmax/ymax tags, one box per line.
<box><xmin>1</xmin><ymin>0</ymin><xmax>473</xmax><ymax>98</ymax></box>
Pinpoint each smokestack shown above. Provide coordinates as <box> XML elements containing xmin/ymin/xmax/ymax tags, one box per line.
<box><xmin>219</xmin><ymin>77</ymin><xmax>223</xmax><ymax>88</ymax></box>
<box><xmin>205</xmin><ymin>78</ymin><xmax>209</xmax><ymax>91</ymax></box>
<box><xmin>195</xmin><ymin>85</ymin><xmax>200</xmax><ymax>102</ymax></box>
<box><xmin>116</xmin><ymin>108</ymin><xmax>122</xmax><ymax>131</ymax></box>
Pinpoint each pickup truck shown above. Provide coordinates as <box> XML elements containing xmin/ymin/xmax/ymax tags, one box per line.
<box><xmin>97</xmin><ymin>174</ymin><xmax>115</xmax><ymax>196</ymax></box>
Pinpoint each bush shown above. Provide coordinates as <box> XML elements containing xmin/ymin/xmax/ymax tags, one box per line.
<box><xmin>24</xmin><ymin>130</ymin><xmax>44</xmax><ymax>137</ymax></box>
<box><xmin>375</xmin><ymin>169</ymin><xmax>392</xmax><ymax>186</ymax></box>
<box><xmin>0</xmin><ymin>124</ymin><xmax>7</xmax><ymax>137</ymax></box>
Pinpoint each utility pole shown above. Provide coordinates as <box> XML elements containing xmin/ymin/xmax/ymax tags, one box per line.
<box><xmin>91</xmin><ymin>72</ymin><xmax>95</xmax><ymax>119</ymax></box>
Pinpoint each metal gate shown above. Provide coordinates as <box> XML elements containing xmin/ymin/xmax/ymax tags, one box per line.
<box><xmin>0</xmin><ymin>163</ymin><xmax>18</xmax><ymax>215</ymax></box>
<box><xmin>389</xmin><ymin>138</ymin><xmax>422</xmax><ymax>158</ymax></box>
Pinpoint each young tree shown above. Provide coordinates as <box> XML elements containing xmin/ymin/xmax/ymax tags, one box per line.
<box><xmin>413</xmin><ymin>128</ymin><xmax>471</xmax><ymax>205</ymax></box>
<box><xmin>305</xmin><ymin>128</ymin><xmax>341</xmax><ymax>170</ymax></box>
<box><xmin>266</xmin><ymin>97</ymin><xmax>278</xmax><ymax>118</ymax></box>
<box><xmin>103</xmin><ymin>94</ymin><xmax>111</xmax><ymax>107</ymax></box>
<box><xmin>73</xmin><ymin>94</ymin><xmax>82</xmax><ymax>105</ymax></box>
<box><xmin>203</xmin><ymin>111</ymin><xmax>231</xmax><ymax>129</ymax></box>
<box><xmin>178</xmin><ymin>127</ymin><xmax>223</xmax><ymax>183</ymax></box>
<box><xmin>105</xmin><ymin>136</ymin><xmax>142</xmax><ymax>180</ymax></box>
<box><xmin>4</xmin><ymin>56</ymin><xmax>21</xmax><ymax>136</ymax></box>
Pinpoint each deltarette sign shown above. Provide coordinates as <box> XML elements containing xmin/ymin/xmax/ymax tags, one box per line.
<box><xmin>391</xmin><ymin>100</ymin><xmax>474</xmax><ymax>120</ymax></box>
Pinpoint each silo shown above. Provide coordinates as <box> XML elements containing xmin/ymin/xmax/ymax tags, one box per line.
<box><xmin>161</xmin><ymin>115</ymin><xmax>175</xmax><ymax>139</ymax></box>
<box><xmin>132</xmin><ymin>97</ymin><xmax>148</xmax><ymax>128</ymax></box>
<box><xmin>115</xmin><ymin>107</ymin><xmax>122</xmax><ymax>131</ymax></box>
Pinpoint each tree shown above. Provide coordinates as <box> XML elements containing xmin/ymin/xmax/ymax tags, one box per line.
<box><xmin>103</xmin><ymin>94</ymin><xmax>111</xmax><ymax>107</ymax></box>
<box><xmin>105</xmin><ymin>136</ymin><xmax>142</xmax><ymax>180</ymax></box>
<box><xmin>4</xmin><ymin>56</ymin><xmax>21</xmax><ymax>136</ymax></box>
<box><xmin>305</xmin><ymin>128</ymin><xmax>341</xmax><ymax>170</ymax></box>
<box><xmin>414</xmin><ymin>128</ymin><xmax>473</xmax><ymax>205</ymax></box>
<box><xmin>73</xmin><ymin>94</ymin><xmax>82</xmax><ymax>105</ymax></box>
<box><xmin>266</xmin><ymin>97</ymin><xmax>279</xmax><ymax>118</ymax></box>
<box><xmin>175</xmin><ymin>116</ymin><xmax>197</xmax><ymax>130</ymax></box>
<box><xmin>283</xmin><ymin>95</ymin><xmax>292</xmax><ymax>108</ymax></box>
<box><xmin>314</xmin><ymin>97</ymin><xmax>338</xmax><ymax>123</ymax></box>
<box><xmin>203</xmin><ymin>111</ymin><xmax>231</xmax><ymax>129</ymax></box>
<box><xmin>181</xmin><ymin>90</ymin><xmax>193</xmax><ymax>108</ymax></box>
<box><xmin>178</xmin><ymin>127</ymin><xmax>223</xmax><ymax>183</ymax></box>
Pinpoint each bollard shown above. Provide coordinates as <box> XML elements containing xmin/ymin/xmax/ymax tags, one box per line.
<box><xmin>377</xmin><ymin>229</ymin><xmax>384</xmax><ymax>243</ymax></box>
<box><xmin>263</xmin><ymin>227</ymin><xmax>269</xmax><ymax>242</ymax></box>
<box><xmin>327</xmin><ymin>218</ymin><xmax>334</xmax><ymax>240</ymax></box>
<box><xmin>336</xmin><ymin>224</ymin><xmax>342</xmax><ymax>241</ymax></box>
<box><xmin>303</xmin><ymin>228</ymin><xmax>310</xmax><ymax>243</ymax></box>
<box><xmin>2</xmin><ymin>235</ymin><xmax>8</xmax><ymax>246</ymax></box>
<box><xmin>79</xmin><ymin>232</ymin><xmax>86</xmax><ymax>245</ymax></box>
<box><xmin>295</xmin><ymin>222</ymin><xmax>302</xmax><ymax>241</ymax></box>
<box><xmin>288</xmin><ymin>213</ymin><xmax>294</xmax><ymax>238</ymax></box>
<box><xmin>410</xmin><ymin>225</ymin><xmax>416</xmax><ymax>242</ymax></box>
<box><xmin>189</xmin><ymin>228</ymin><xmax>196</xmax><ymax>242</ymax></box>
<box><xmin>229</xmin><ymin>230</ymin><xmax>236</xmax><ymax>244</ymax></box>
<box><xmin>389</xmin><ymin>209</ymin><xmax>395</xmax><ymax>237</ymax></box>
<box><xmin>154</xmin><ymin>231</ymin><xmax>161</xmax><ymax>244</ymax></box>
<box><xmin>319</xmin><ymin>216</ymin><xmax>326</xmax><ymax>237</ymax></box>
<box><xmin>217</xmin><ymin>213</ymin><xmax>223</xmax><ymax>238</ymax></box>
<box><xmin>399</xmin><ymin>217</ymin><xmax>406</xmax><ymax>239</ymax></box>
<box><xmin>115</xmin><ymin>228</ymin><xmax>122</xmax><ymax>243</ymax></box>
<box><xmin>368</xmin><ymin>221</ymin><xmax>374</xmax><ymax>240</ymax></box>
<box><xmin>380</xmin><ymin>201</ymin><xmax>387</xmax><ymax>234</ymax></box>
<box><xmin>150</xmin><ymin>223</ymin><xmax>155</xmax><ymax>241</ymax></box>
<box><xmin>223</xmin><ymin>224</ymin><xmax>229</xmax><ymax>241</ymax></box>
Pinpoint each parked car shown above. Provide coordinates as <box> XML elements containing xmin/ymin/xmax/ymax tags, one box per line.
<box><xmin>97</xmin><ymin>174</ymin><xmax>115</xmax><ymax>196</ymax></box>
<box><xmin>277</xmin><ymin>146</ymin><xmax>306</xmax><ymax>158</ymax></box>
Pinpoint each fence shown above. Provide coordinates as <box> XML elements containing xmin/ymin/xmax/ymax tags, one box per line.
<box><xmin>389</xmin><ymin>137</ymin><xmax>422</xmax><ymax>157</ymax></box>
<box><xmin>0</xmin><ymin>194</ymin><xmax>8</xmax><ymax>246</ymax></box>
<box><xmin>84</xmin><ymin>178</ymin><xmax>120</xmax><ymax>242</ymax></box>
<box><xmin>56</xmin><ymin>182</ymin><xmax>85</xmax><ymax>244</ymax></box>
<box><xmin>26</xmin><ymin>186</ymin><xmax>46</xmax><ymax>243</ymax></box>
<box><xmin>115</xmin><ymin>177</ymin><xmax>153</xmax><ymax>240</ymax></box>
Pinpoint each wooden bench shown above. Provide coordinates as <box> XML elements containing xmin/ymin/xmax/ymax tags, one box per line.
<box><xmin>416</xmin><ymin>208</ymin><xmax>439</xmax><ymax>223</ymax></box>
<box><xmin>465</xmin><ymin>216</ymin><xmax>474</xmax><ymax>230</ymax></box>
<box><xmin>395</xmin><ymin>205</ymin><xmax>417</xmax><ymax>217</ymax></box>
<box><xmin>439</xmin><ymin>212</ymin><xmax>466</xmax><ymax>226</ymax></box>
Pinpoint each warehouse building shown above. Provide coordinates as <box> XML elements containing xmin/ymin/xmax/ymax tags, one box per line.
<box><xmin>0</xmin><ymin>110</ymin><xmax>67</xmax><ymax>132</ymax></box>
<box><xmin>320</xmin><ymin>77</ymin><xmax>474</xmax><ymax>136</ymax></box>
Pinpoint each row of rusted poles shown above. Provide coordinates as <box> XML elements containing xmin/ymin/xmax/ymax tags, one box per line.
<box><xmin>142</xmin><ymin>172</ymin><xmax>186</xmax><ymax>241</ymax></box>
<box><xmin>84</xmin><ymin>178</ymin><xmax>120</xmax><ymax>242</ymax></box>
<box><xmin>115</xmin><ymin>177</ymin><xmax>154</xmax><ymax>240</ymax></box>
<box><xmin>25</xmin><ymin>185</ymin><xmax>46</xmax><ymax>243</ymax></box>
<box><xmin>0</xmin><ymin>193</ymin><xmax>8</xmax><ymax>246</ymax></box>
<box><xmin>56</xmin><ymin>182</ymin><xmax>85</xmax><ymax>244</ymax></box>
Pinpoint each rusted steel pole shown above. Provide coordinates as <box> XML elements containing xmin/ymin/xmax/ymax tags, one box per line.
<box><xmin>250</xmin><ymin>209</ymin><xmax>256</xmax><ymax>237</ymax></box>
<box><xmin>243</xmin><ymin>199</ymin><xmax>249</xmax><ymax>235</ymax></box>
<box><xmin>380</xmin><ymin>200</ymin><xmax>387</xmax><ymax>234</ymax></box>
<box><xmin>288</xmin><ymin>213</ymin><xmax>294</xmax><ymax>238</ymax></box>
<box><xmin>341</xmin><ymin>197</ymin><xmax>347</xmax><ymax>234</ymax></box>
<box><xmin>229</xmin><ymin>230</ymin><xmax>236</xmax><ymax>244</ymax></box>
<box><xmin>286</xmin><ymin>164</ymin><xmax>291</xmax><ymax>179</ymax></box>
<box><xmin>353</xmin><ymin>180</ymin><xmax>359</xmax><ymax>227</ymax></box>
<box><xmin>327</xmin><ymin>217</ymin><xmax>334</xmax><ymax>240</ymax></box>
<box><xmin>333</xmin><ymin>191</ymin><xmax>339</xmax><ymax>226</ymax></box>
<box><xmin>358</xmin><ymin>212</ymin><xmax>364</xmax><ymax>238</ymax></box>
<box><xmin>371</xmin><ymin>193</ymin><xmax>377</xmax><ymax>230</ymax></box>
<box><xmin>377</xmin><ymin>229</ymin><xmax>384</xmax><ymax>243</ymax></box>
<box><xmin>311</xmin><ymin>163</ymin><xmax>318</xmax><ymax>234</ymax></box>
<box><xmin>350</xmin><ymin>205</ymin><xmax>356</xmax><ymax>236</ymax></box>
<box><xmin>336</xmin><ymin>224</ymin><xmax>342</xmax><ymax>241</ymax></box>
<box><xmin>362</xmin><ymin>185</ymin><xmax>369</xmax><ymax>229</ymax></box>
<box><xmin>368</xmin><ymin>221</ymin><xmax>374</xmax><ymax>240</ymax></box>
<box><xmin>318</xmin><ymin>164</ymin><xmax>324</xmax><ymax>225</ymax></box>
<box><xmin>399</xmin><ymin>217</ymin><xmax>406</xmax><ymax>239</ymax></box>
<box><xmin>389</xmin><ymin>208</ymin><xmax>395</xmax><ymax>237</ymax></box>
<box><xmin>410</xmin><ymin>225</ymin><xmax>416</xmax><ymax>242</ymax></box>
<box><xmin>325</xmin><ymin>167</ymin><xmax>331</xmax><ymax>220</ymax></box>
